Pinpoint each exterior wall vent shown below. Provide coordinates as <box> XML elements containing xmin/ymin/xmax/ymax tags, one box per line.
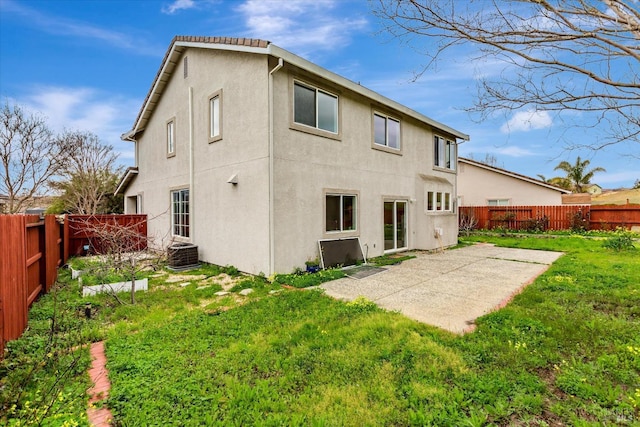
<box><xmin>183</xmin><ymin>56</ymin><xmax>188</xmax><ymax>78</ymax></box>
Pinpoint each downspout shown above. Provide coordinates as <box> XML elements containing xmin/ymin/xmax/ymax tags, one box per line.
<box><xmin>268</xmin><ymin>57</ymin><xmax>284</xmax><ymax>275</ymax></box>
<box><xmin>189</xmin><ymin>86</ymin><xmax>195</xmax><ymax>243</ymax></box>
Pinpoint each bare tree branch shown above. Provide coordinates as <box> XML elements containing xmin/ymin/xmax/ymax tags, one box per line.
<box><xmin>372</xmin><ymin>0</ymin><xmax>640</xmax><ymax>151</ymax></box>
<box><xmin>0</xmin><ymin>101</ymin><xmax>68</xmax><ymax>213</ymax></box>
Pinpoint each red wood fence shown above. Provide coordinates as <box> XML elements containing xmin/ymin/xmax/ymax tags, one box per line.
<box><xmin>460</xmin><ymin>204</ymin><xmax>640</xmax><ymax>231</ymax></box>
<box><xmin>1</xmin><ymin>214</ymin><xmax>147</xmax><ymax>355</ymax></box>
<box><xmin>1</xmin><ymin>215</ymin><xmax>63</xmax><ymax>354</ymax></box>
<box><xmin>64</xmin><ymin>214</ymin><xmax>148</xmax><ymax>259</ymax></box>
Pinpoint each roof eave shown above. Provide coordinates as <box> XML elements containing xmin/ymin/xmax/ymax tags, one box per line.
<box><xmin>267</xmin><ymin>44</ymin><xmax>469</xmax><ymax>141</ymax></box>
<box><xmin>114</xmin><ymin>167</ymin><xmax>139</xmax><ymax>196</ymax></box>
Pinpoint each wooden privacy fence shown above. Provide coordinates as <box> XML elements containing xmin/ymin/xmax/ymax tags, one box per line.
<box><xmin>0</xmin><ymin>214</ymin><xmax>147</xmax><ymax>355</ymax></box>
<box><xmin>459</xmin><ymin>205</ymin><xmax>640</xmax><ymax>231</ymax></box>
<box><xmin>64</xmin><ymin>214</ymin><xmax>148</xmax><ymax>259</ymax></box>
<box><xmin>0</xmin><ymin>215</ymin><xmax>63</xmax><ymax>355</ymax></box>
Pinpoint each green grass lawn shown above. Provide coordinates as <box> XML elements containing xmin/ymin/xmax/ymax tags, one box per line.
<box><xmin>2</xmin><ymin>234</ymin><xmax>639</xmax><ymax>426</ymax></box>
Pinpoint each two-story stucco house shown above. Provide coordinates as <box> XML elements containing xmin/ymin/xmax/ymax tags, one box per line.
<box><xmin>116</xmin><ymin>36</ymin><xmax>469</xmax><ymax>275</ymax></box>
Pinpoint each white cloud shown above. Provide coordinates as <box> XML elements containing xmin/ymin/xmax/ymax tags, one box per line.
<box><xmin>494</xmin><ymin>146</ymin><xmax>538</xmax><ymax>157</ymax></box>
<box><xmin>500</xmin><ymin>109</ymin><xmax>553</xmax><ymax>133</ymax></box>
<box><xmin>161</xmin><ymin>0</ymin><xmax>196</xmax><ymax>15</ymax></box>
<box><xmin>237</xmin><ymin>0</ymin><xmax>367</xmax><ymax>56</ymax></box>
<box><xmin>13</xmin><ymin>86</ymin><xmax>141</xmax><ymax>164</ymax></box>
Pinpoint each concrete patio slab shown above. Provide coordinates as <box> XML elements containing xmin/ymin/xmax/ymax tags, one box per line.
<box><xmin>320</xmin><ymin>243</ymin><xmax>563</xmax><ymax>334</ymax></box>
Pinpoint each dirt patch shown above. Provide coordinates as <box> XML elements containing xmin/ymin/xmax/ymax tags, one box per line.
<box><xmin>165</xmin><ymin>274</ymin><xmax>208</xmax><ymax>283</ymax></box>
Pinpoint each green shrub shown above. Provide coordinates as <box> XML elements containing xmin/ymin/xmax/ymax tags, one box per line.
<box><xmin>602</xmin><ymin>228</ymin><xmax>636</xmax><ymax>251</ymax></box>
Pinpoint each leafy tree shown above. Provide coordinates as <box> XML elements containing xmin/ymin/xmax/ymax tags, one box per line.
<box><xmin>554</xmin><ymin>156</ymin><xmax>605</xmax><ymax>193</ymax></box>
<box><xmin>373</xmin><ymin>0</ymin><xmax>640</xmax><ymax>150</ymax></box>
<box><xmin>49</xmin><ymin>131</ymin><xmax>122</xmax><ymax>214</ymax></box>
<box><xmin>0</xmin><ymin>102</ymin><xmax>68</xmax><ymax>213</ymax></box>
<box><xmin>633</xmin><ymin>179</ymin><xmax>640</xmax><ymax>190</ymax></box>
<box><xmin>536</xmin><ymin>174</ymin><xmax>572</xmax><ymax>190</ymax></box>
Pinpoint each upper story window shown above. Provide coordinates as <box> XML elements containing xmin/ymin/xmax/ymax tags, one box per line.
<box><xmin>434</xmin><ymin>135</ymin><xmax>455</xmax><ymax>170</ymax></box>
<box><xmin>488</xmin><ymin>199</ymin><xmax>510</xmax><ymax>206</ymax></box>
<box><xmin>373</xmin><ymin>113</ymin><xmax>400</xmax><ymax>150</ymax></box>
<box><xmin>167</xmin><ymin>119</ymin><xmax>175</xmax><ymax>157</ymax></box>
<box><xmin>294</xmin><ymin>81</ymin><xmax>338</xmax><ymax>133</ymax></box>
<box><xmin>209</xmin><ymin>90</ymin><xmax>222</xmax><ymax>143</ymax></box>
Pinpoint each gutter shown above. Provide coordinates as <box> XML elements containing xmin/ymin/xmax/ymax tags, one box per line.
<box><xmin>268</xmin><ymin>57</ymin><xmax>284</xmax><ymax>275</ymax></box>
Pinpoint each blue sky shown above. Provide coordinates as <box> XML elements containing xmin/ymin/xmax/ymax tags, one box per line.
<box><xmin>1</xmin><ymin>0</ymin><xmax>637</xmax><ymax>188</ymax></box>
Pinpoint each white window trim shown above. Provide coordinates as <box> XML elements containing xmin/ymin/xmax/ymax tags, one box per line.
<box><xmin>426</xmin><ymin>191</ymin><xmax>454</xmax><ymax>213</ymax></box>
<box><xmin>372</xmin><ymin>111</ymin><xmax>402</xmax><ymax>153</ymax></box>
<box><xmin>208</xmin><ymin>89</ymin><xmax>223</xmax><ymax>143</ymax></box>
<box><xmin>433</xmin><ymin>135</ymin><xmax>456</xmax><ymax>171</ymax></box>
<box><xmin>167</xmin><ymin>118</ymin><xmax>175</xmax><ymax>157</ymax></box>
<box><xmin>170</xmin><ymin>187</ymin><xmax>190</xmax><ymax>239</ymax></box>
<box><xmin>487</xmin><ymin>199</ymin><xmax>511</xmax><ymax>206</ymax></box>
<box><xmin>290</xmin><ymin>78</ymin><xmax>341</xmax><ymax>140</ymax></box>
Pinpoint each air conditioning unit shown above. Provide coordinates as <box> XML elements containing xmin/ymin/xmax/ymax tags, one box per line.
<box><xmin>167</xmin><ymin>243</ymin><xmax>199</xmax><ymax>270</ymax></box>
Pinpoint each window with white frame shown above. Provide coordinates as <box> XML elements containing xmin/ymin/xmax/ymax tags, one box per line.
<box><xmin>294</xmin><ymin>81</ymin><xmax>338</xmax><ymax>133</ymax></box>
<box><xmin>171</xmin><ymin>188</ymin><xmax>189</xmax><ymax>238</ymax></box>
<box><xmin>209</xmin><ymin>90</ymin><xmax>222</xmax><ymax>142</ymax></box>
<box><xmin>434</xmin><ymin>135</ymin><xmax>456</xmax><ymax>170</ymax></box>
<box><xmin>167</xmin><ymin>119</ymin><xmax>175</xmax><ymax>156</ymax></box>
<box><xmin>374</xmin><ymin>113</ymin><xmax>400</xmax><ymax>149</ymax></box>
<box><xmin>326</xmin><ymin>194</ymin><xmax>356</xmax><ymax>232</ymax></box>
<box><xmin>487</xmin><ymin>199</ymin><xmax>510</xmax><ymax>206</ymax></box>
<box><xmin>426</xmin><ymin>191</ymin><xmax>453</xmax><ymax>212</ymax></box>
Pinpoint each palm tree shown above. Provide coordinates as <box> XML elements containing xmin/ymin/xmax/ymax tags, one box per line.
<box><xmin>537</xmin><ymin>174</ymin><xmax>573</xmax><ymax>190</ymax></box>
<box><xmin>554</xmin><ymin>157</ymin><xmax>606</xmax><ymax>193</ymax></box>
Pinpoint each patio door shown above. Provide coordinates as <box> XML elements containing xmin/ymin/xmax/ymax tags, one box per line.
<box><xmin>384</xmin><ymin>200</ymin><xmax>407</xmax><ymax>252</ymax></box>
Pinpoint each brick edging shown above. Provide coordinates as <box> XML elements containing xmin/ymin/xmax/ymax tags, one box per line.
<box><xmin>87</xmin><ymin>341</ymin><xmax>113</xmax><ymax>426</ymax></box>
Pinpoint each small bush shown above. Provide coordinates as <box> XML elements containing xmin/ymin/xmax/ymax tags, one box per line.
<box><xmin>569</xmin><ymin>209</ymin><xmax>589</xmax><ymax>233</ymax></box>
<box><xmin>272</xmin><ymin>269</ymin><xmax>345</xmax><ymax>288</ymax></box>
<box><xmin>602</xmin><ymin>228</ymin><xmax>636</xmax><ymax>251</ymax></box>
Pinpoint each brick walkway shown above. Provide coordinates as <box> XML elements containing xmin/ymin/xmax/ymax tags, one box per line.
<box><xmin>87</xmin><ymin>341</ymin><xmax>113</xmax><ymax>426</ymax></box>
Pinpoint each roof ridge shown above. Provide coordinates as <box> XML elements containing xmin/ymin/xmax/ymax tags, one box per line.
<box><xmin>173</xmin><ymin>35</ymin><xmax>270</xmax><ymax>48</ymax></box>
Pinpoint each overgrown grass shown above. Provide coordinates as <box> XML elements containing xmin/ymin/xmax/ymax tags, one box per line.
<box><xmin>3</xmin><ymin>237</ymin><xmax>639</xmax><ymax>425</ymax></box>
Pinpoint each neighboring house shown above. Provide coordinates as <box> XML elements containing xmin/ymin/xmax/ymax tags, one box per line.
<box><xmin>458</xmin><ymin>157</ymin><xmax>570</xmax><ymax>206</ymax></box>
<box><xmin>116</xmin><ymin>36</ymin><xmax>469</xmax><ymax>275</ymax></box>
<box><xmin>585</xmin><ymin>184</ymin><xmax>602</xmax><ymax>195</ymax></box>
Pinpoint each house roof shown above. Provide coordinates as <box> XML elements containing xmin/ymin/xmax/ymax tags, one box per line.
<box><xmin>122</xmin><ymin>35</ymin><xmax>470</xmax><ymax>142</ymax></box>
<box><xmin>458</xmin><ymin>157</ymin><xmax>571</xmax><ymax>194</ymax></box>
<box><xmin>114</xmin><ymin>167</ymin><xmax>138</xmax><ymax>196</ymax></box>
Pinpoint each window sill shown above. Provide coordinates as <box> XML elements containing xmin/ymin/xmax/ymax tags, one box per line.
<box><xmin>208</xmin><ymin>135</ymin><xmax>222</xmax><ymax>144</ymax></box>
<box><xmin>323</xmin><ymin>230</ymin><xmax>359</xmax><ymax>239</ymax></box>
<box><xmin>432</xmin><ymin>166</ymin><xmax>456</xmax><ymax>173</ymax></box>
<box><xmin>372</xmin><ymin>144</ymin><xmax>402</xmax><ymax>155</ymax></box>
<box><xmin>290</xmin><ymin>123</ymin><xmax>341</xmax><ymax>141</ymax></box>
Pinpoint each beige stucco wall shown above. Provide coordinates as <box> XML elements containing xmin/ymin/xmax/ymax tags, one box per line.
<box><xmin>270</xmin><ymin>66</ymin><xmax>458</xmax><ymax>273</ymax></box>
<box><xmin>458</xmin><ymin>161</ymin><xmax>564</xmax><ymax>206</ymax></box>
<box><xmin>125</xmin><ymin>48</ymin><xmax>462</xmax><ymax>275</ymax></box>
<box><xmin>124</xmin><ymin>49</ymin><xmax>271</xmax><ymax>274</ymax></box>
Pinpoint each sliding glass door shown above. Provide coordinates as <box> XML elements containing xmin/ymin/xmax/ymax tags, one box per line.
<box><xmin>384</xmin><ymin>200</ymin><xmax>407</xmax><ymax>251</ymax></box>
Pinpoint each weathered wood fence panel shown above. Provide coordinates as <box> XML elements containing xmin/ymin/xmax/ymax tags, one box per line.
<box><xmin>460</xmin><ymin>205</ymin><xmax>640</xmax><ymax>231</ymax></box>
<box><xmin>1</xmin><ymin>214</ymin><xmax>145</xmax><ymax>355</ymax></box>
<box><xmin>0</xmin><ymin>215</ymin><xmax>28</xmax><ymax>354</ymax></box>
